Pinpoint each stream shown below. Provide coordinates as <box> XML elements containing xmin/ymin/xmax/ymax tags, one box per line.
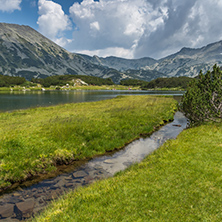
<box><xmin>0</xmin><ymin>112</ymin><xmax>188</xmax><ymax>221</ymax></box>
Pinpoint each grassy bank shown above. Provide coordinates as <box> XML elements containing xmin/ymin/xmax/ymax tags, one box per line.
<box><xmin>0</xmin><ymin>96</ymin><xmax>177</xmax><ymax>189</ymax></box>
<box><xmin>0</xmin><ymin>85</ymin><xmax>139</xmax><ymax>91</ymax></box>
<box><xmin>33</xmin><ymin>122</ymin><xmax>222</xmax><ymax>222</ymax></box>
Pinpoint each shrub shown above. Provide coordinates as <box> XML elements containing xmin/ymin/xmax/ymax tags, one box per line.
<box><xmin>181</xmin><ymin>64</ymin><xmax>222</xmax><ymax>125</ymax></box>
<box><xmin>142</xmin><ymin>76</ymin><xmax>193</xmax><ymax>89</ymax></box>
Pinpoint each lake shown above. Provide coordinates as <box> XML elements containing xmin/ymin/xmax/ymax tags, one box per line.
<box><xmin>0</xmin><ymin>89</ymin><xmax>185</xmax><ymax>112</ymax></box>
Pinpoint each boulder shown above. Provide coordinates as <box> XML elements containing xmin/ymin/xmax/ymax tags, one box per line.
<box><xmin>0</xmin><ymin>204</ymin><xmax>15</xmax><ymax>218</ymax></box>
<box><xmin>15</xmin><ymin>199</ymin><xmax>35</xmax><ymax>219</ymax></box>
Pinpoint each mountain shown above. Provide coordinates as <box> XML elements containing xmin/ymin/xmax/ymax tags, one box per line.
<box><xmin>0</xmin><ymin>22</ymin><xmax>222</xmax><ymax>83</ymax></box>
<box><xmin>0</xmin><ymin>23</ymin><xmax>163</xmax><ymax>83</ymax></box>
<box><xmin>78</xmin><ymin>54</ymin><xmax>157</xmax><ymax>71</ymax></box>
<box><xmin>0</xmin><ymin>23</ymin><xmax>113</xmax><ymax>80</ymax></box>
<box><xmin>83</xmin><ymin>41</ymin><xmax>222</xmax><ymax>78</ymax></box>
<box><xmin>150</xmin><ymin>41</ymin><xmax>222</xmax><ymax>77</ymax></box>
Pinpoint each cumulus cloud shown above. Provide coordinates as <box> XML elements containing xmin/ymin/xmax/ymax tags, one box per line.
<box><xmin>135</xmin><ymin>0</ymin><xmax>222</xmax><ymax>58</ymax></box>
<box><xmin>68</xmin><ymin>0</ymin><xmax>153</xmax><ymax>58</ymax></box>
<box><xmin>78</xmin><ymin>46</ymin><xmax>134</xmax><ymax>59</ymax></box>
<box><xmin>0</xmin><ymin>0</ymin><xmax>22</xmax><ymax>12</ymax></box>
<box><xmin>37</xmin><ymin>0</ymin><xmax>71</xmax><ymax>41</ymax></box>
<box><xmin>36</xmin><ymin>0</ymin><xmax>222</xmax><ymax>59</ymax></box>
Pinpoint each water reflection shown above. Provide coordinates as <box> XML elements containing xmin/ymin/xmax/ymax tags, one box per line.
<box><xmin>0</xmin><ymin>90</ymin><xmax>185</xmax><ymax>112</ymax></box>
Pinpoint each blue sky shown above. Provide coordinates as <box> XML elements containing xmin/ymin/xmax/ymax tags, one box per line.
<box><xmin>0</xmin><ymin>0</ymin><xmax>222</xmax><ymax>59</ymax></box>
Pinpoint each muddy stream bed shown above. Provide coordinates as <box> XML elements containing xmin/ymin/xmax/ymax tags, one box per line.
<box><xmin>0</xmin><ymin>112</ymin><xmax>188</xmax><ymax>221</ymax></box>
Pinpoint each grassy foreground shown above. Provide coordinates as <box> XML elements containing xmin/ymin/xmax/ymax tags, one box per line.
<box><xmin>33</xmin><ymin>122</ymin><xmax>222</xmax><ymax>222</ymax></box>
<box><xmin>0</xmin><ymin>96</ymin><xmax>177</xmax><ymax>189</ymax></box>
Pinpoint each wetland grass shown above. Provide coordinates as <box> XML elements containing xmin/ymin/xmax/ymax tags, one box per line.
<box><xmin>33</xmin><ymin>122</ymin><xmax>222</xmax><ymax>222</ymax></box>
<box><xmin>0</xmin><ymin>95</ymin><xmax>177</xmax><ymax>189</ymax></box>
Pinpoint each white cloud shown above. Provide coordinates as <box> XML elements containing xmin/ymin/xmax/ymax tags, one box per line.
<box><xmin>54</xmin><ymin>37</ymin><xmax>73</xmax><ymax>48</ymax></box>
<box><xmin>36</xmin><ymin>0</ymin><xmax>222</xmax><ymax>59</ymax></box>
<box><xmin>0</xmin><ymin>0</ymin><xmax>22</xmax><ymax>12</ymax></box>
<box><xmin>135</xmin><ymin>0</ymin><xmax>222</xmax><ymax>58</ymax></box>
<box><xmin>68</xmin><ymin>0</ymin><xmax>157</xmax><ymax>56</ymax></box>
<box><xmin>37</xmin><ymin>0</ymin><xmax>71</xmax><ymax>41</ymax></box>
<box><xmin>77</xmin><ymin>46</ymin><xmax>134</xmax><ymax>59</ymax></box>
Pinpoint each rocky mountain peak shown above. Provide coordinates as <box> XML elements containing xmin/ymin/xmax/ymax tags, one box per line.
<box><xmin>0</xmin><ymin>22</ymin><xmax>222</xmax><ymax>82</ymax></box>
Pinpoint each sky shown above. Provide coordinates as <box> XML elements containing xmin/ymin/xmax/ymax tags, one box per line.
<box><xmin>0</xmin><ymin>0</ymin><xmax>222</xmax><ymax>59</ymax></box>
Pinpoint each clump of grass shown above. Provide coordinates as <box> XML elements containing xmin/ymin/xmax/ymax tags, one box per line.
<box><xmin>0</xmin><ymin>95</ymin><xmax>177</xmax><ymax>189</ymax></box>
<box><xmin>33</xmin><ymin>122</ymin><xmax>222</xmax><ymax>222</ymax></box>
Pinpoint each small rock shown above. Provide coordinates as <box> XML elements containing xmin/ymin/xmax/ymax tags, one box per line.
<box><xmin>7</xmin><ymin>196</ymin><xmax>23</xmax><ymax>204</ymax></box>
<box><xmin>65</xmin><ymin>183</ymin><xmax>74</xmax><ymax>188</ymax></box>
<box><xmin>64</xmin><ymin>175</ymin><xmax>73</xmax><ymax>181</ymax></box>
<box><xmin>53</xmin><ymin>179</ymin><xmax>66</xmax><ymax>188</ymax></box>
<box><xmin>38</xmin><ymin>198</ymin><xmax>45</xmax><ymax>204</ymax></box>
<box><xmin>84</xmin><ymin>176</ymin><xmax>94</xmax><ymax>184</ymax></box>
<box><xmin>39</xmin><ymin>180</ymin><xmax>56</xmax><ymax>187</ymax></box>
<box><xmin>0</xmin><ymin>204</ymin><xmax>15</xmax><ymax>218</ymax></box>
<box><xmin>104</xmin><ymin>159</ymin><xmax>114</xmax><ymax>164</ymax></box>
<box><xmin>15</xmin><ymin>199</ymin><xmax>35</xmax><ymax>219</ymax></box>
<box><xmin>32</xmin><ymin>205</ymin><xmax>45</xmax><ymax>215</ymax></box>
<box><xmin>50</xmin><ymin>190</ymin><xmax>61</xmax><ymax>199</ymax></box>
<box><xmin>13</xmin><ymin>193</ymin><xmax>21</xmax><ymax>197</ymax></box>
<box><xmin>34</xmin><ymin>193</ymin><xmax>42</xmax><ymax>198</ymax></box>
<box><xmin>73</xmin><ymin>170</ymin><xmax>88</xmax><ymax>178</ymax></box>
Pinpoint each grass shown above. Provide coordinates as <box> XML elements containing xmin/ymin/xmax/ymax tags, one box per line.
<box><xmin>0</xmin><ymin>85</ymin><xmax>140</xmax><ymax>91</ymax></box>
<box><xmin>32</xmin><ymin>122</ymin><xmax>222</xmax><ymax>222</ymax></box>
<box><xmin>142</xmin><ymin>87</ymin><xmax>186</xmax><ymax>91</ymax></box>
<box><xmin>0</xmin><ymin>95</ymin><xmax>177</xmax><ymax>189</ymax></box>
<box><xmin>54</xmin><ymin>85</ymin><xmax>140</xmax><ymax>90</ymax></box>
<box><xmin>0</xmin><ymin>85</ymin><xmax>187</xmax><ymax>92</ymax></box>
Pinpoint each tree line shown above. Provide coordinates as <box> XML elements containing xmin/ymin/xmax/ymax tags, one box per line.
<box><xmin>141</xmin><ymin>76</ymin><xmax>193</xmax><ymax>89</ymax></box>
<box><xmin>0</xmin><ymin>74</ymin><xmax>194</xmax><ymax>89</ymax></box>
<box><xmin>0</xmin><ymin>74</ymin><xmax>26</xmax><ymax>87</ymax></box>
<box><xmin>32</xmin><ymin>75</ymin><xmax>114</xmax><ymax>87</ymax></box>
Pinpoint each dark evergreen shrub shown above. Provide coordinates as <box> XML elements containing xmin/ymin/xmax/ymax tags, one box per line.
<box><xmin>181</xmin><ymin>64</ymin><xmax>222</xmax><ymax>125</ymax></box>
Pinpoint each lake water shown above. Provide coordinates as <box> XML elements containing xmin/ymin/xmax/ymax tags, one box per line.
<box><xmin>0</xmin><ymin>90</ymin><xmax>185</xmax><ymax>112</ymax></box>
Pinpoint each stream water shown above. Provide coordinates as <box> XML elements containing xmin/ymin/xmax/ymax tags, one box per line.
<box><xmin>0</xmin><ymin>112</ymin><xmax>187</xmax><ymax>221</ymax></box>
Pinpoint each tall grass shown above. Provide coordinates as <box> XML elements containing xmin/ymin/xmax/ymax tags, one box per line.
<box><xmin>0</xmin><ymin>95</ymin><xmax>177</xmax><ymax>189</ymax></box>
<box><xmin>33</xmin><ymin>122</ymin><xmax>222</xmax><ymax>222</ymax></box>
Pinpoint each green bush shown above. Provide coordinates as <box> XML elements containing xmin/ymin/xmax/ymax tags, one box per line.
<box><xmin>142</xmin><ymin>76</ymin><xmax>193</xmax><ymax>89</ymax></box>
<box><xmin>120</xmin><ymin>79</ymin><xmax>148</xmax><ymax>86</ymax></box>
<box><xmin>0</xmin><ymin>74</ymin><xmax>26</xmax><ymax>86</ymax></box>
<box><xmin>181</xmin><ymin>64</ymin><xmax>222</xmax><ymax>125</ymax></box>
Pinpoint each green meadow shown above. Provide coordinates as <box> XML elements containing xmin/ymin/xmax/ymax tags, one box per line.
<box><xmin>0</xmin><ymin>95</ymin><xmax>177</xmax><ymax>189</ymax></box>
<box><xmin>33</xmin><ymin>122</ymin><xmax>222</xmax><ymax>222</ymax></box>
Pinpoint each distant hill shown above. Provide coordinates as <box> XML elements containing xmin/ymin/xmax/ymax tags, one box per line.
<box><xmin>0</xmin><ymin>22</ymin><xmax>222</xmax><ymax>83</ymax></box>
<box><xmin>78</xmin><ymin>54</ymin><xmax>157</xmax><ymax>71</ymax></box>
<box><xmin>82</xmin><ymin>41</ymin><xmax>222</xmax><ymax>78</ymax></box>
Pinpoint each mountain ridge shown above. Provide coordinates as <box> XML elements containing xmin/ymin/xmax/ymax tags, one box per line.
<box><xmin>0</xmin><ymin>22</ymin><xmax>222</xmax><ymax>83</ymax></box>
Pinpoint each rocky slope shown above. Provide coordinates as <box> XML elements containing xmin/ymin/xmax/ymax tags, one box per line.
<box><xmin>78</xmin><ymin>54</ymin><xmax>157</xmax><ymax>71</ymax></box>
<box><xmin>151</xmin><ymin>41</ymin><xmax>222</xmax><ymax>77</ymax></box>
<box><xmin>0</xmin><ymin>23</ymin><xmax>164</xmax><ymax>83</ymax></box>
<box><xmin>0</xmin><ymin>23</ymin><xmax>111</xmax><ymax>80</ymax></box>
<box><xmin>0</xmin><ymin>22</ymin><xmax>222</xmax><ymax>83</ymax></box>
<box><xmin>83</xmin><ymin>41</ymin><xmax>222</xmax><ymax>78</ymax></box>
